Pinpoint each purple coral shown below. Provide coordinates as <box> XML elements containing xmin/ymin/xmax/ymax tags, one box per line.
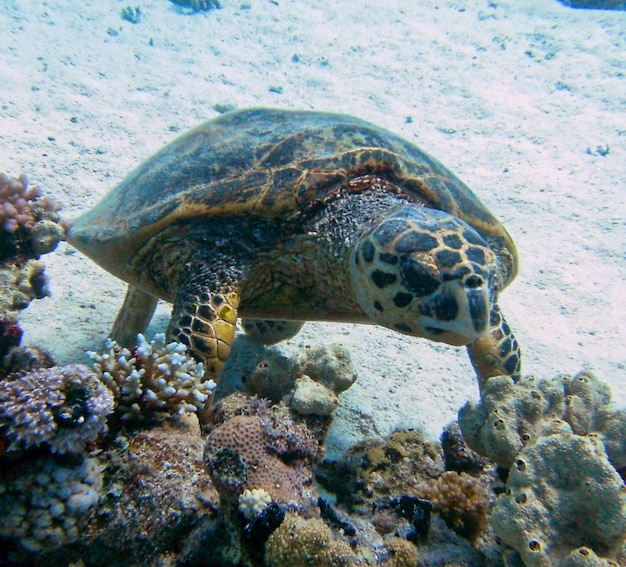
<box><xmin>0</xmin><ymin>172</ymin><xmax>66</xmax><ymax>262</ymax></box>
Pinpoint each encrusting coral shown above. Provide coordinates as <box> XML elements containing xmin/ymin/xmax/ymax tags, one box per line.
<box><xmin>264</xmin><ymin>513</ymin><xmax>358</xmax><ymax>567</ymax></box>
<box><xmin>0</xmin><ymin>363</ymin><xmax>114</xmax><ymax>455</ymax></box>
<box><xmin>244</xmin><ymin>343</ymin><xmax>358</xmax><ymax>416</ymax></box>
<box><xmin>88</xmin><ymin>333</ymin><xmax>214</xmax><ymax>423</ymax></box>
<box><xmin>458</xmin><ymin>370</ymin><xmax>625</xmax><ymax>470</ymax></box>
<box><xmin>204</xmin><ymin>401</ymin><xmax>320</xmax><ymax>505</ymax></box>
<box><xmin>491</xmin><ymin>431</ymin><xmax>626</xmax><ymax>566</ymax></box>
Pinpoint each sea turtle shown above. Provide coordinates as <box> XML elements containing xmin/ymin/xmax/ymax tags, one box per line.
<box><xmin>69</xmin><ymin>107</ymin><xmax>520</xmax><ymax>394</ymax></box>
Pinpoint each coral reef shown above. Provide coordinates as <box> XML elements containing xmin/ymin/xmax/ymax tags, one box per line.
<box><xmin>264</xmin><ymin>513</ymin><xmax>358</xmax><ymax>567</ymax></box>
<box><xmin>458</xmin><ymin>370</ymin><xmax>625</xmax><ymax>470</ymax></box>
<box><xmin>316</xmin><ymin>427</ymin><xmax>496</xmax><ymax>561</ymax></box>
<box><xmin>0</xmin><ymin>258</ymin><xmax>50</xmax><ymax>315</ymax></box>
<box><xmin>0</xmin><ymin>363</ymin><xmax>113</xmax><ymax>455</ymax></box>
<box><xmin>203</xmin><ymin>401</ymin><xmax>320</xmax><ymax>505</ymax></box>
<box><xmin>88</xmin><ymin>333</ymin><xmax>214</xmax><ymax>423</ymax></box>
<box><xmin>440</xmin><ymin>421</ymin><xmax>490</xmax><ymax>475</ymax></box>
<box><xmin>0</xmin><ymin>172</ymin><xmax>64</xmax><ymax>255</ymax></box>
<box><xmin>244</xmin><ymin>342</ymin><xmax>358</xmax><ymax>416</ymax></box>
<box><xmin>0</xmin><ymin>453</ymin><xmax>103</xmax><ymax>552</ymax></box>
<box><xmin>243</xmin><ymin>351</ymin><xmax>295</xmax><ymax>404</ymax></box>
<box><xmin>0</xmin><ymin>172</ymin><xmax>66</xmax><ymax>368</ymax></box>
<box><xmin>415</xmin><ymin>471</ymin><xmax>491</xmax><ymax>543</ymax></box>
<box><xmin>491</xmin><ymin>431</ymin><xmax>626</xmax><ymax>566</ymax></box>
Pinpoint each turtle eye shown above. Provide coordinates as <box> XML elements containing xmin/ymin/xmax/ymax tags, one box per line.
<box><xmin>400</xmin><ymin>257</ymin><xmax>440</xmax><ymax>297</ymax></box>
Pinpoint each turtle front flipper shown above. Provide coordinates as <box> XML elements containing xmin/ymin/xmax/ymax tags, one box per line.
<box><xmin>467</xmin><ymin>303</ymin><xmax>521</xmax><ymax>391</ymax></box>
<box><xmin>111</xmin><ymin>285</ymin><xmax>159</xmax><ymax>347</ymax></box>
<box><xmin>241</xmin><ymin>318</ymin><xmax>304</xmax><ymax>345</ymax></box>
<box><xmin>168</xmin><ymin>283</ymin><xmax>240</xmax><ymax>383</ymax></box>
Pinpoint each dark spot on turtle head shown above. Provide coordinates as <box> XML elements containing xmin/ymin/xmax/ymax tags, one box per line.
<box><xmin>379</xmin><ymin>252</ymin><xmax>398</xmax><ymax>265</ymax></box>
<box><xmin>504</xmin><ymin>354</ymin><xmax>520</xmax><ymax>375</ymax></box>
<box><xmin>443</xmin><ymin>234</ymin><xmax>462</xmax><ymax>249</ymax></box>
<box><xmin>466</xmin><ymin>246</ymin><xmax>486</xmax><ymax>265</ymax></box>
<box><xmin>395</xmin><ymin>322</ymin><xmax>413</xmax><ymax>334</ymax></box>
<box><xmin>360</xmin><ymin>239</ymin><xmax>375</xmax><ymax>263</ymax></box>
<box><xmin>464</xmin><ymin>275</ymin><xmax>483</xmax><ymax>289</ymax></box>
<box><xmin>179</xmin><ymin>315</ymin><xmax>193</xmax><ymax>327</ymax></box>
<box><xmin>373</xmin><ymin>220</ymin><xmax>409</xmax><ymax>246</ymax></box>
<box><xmin>394</xmin><ymin>231</ymin><xmax>439</xmax><ymax>254</ymax></box>
<box><xmin>432</xmin><ymin>292</ymin><xmax>459</xmax><ymax>322</ymax></box>
<box><xmin>400</xmin><ymin>258</ymin><xmax>440</xmax><ymax>297</ymax></box>
<box><xmin>435</xmin><ymin>250</ymin><xmax>462</xmax><ymax>269</ymax></box>
<box><xmin>441</xmin><ymin>265</ymin><xmax>472</xmax><ymax>282</ymax></box>
<box><xmin>200</xmin><ymin>292</ymin><xmax>211</xmax><ymax>303</ymax></box>
<box><xmin>213</xmin><ymin>295</ymin><xmax>224</xmax><ymax>306</ymax></box>
<box><xmin>373</xmin><ymin>300</ymin><xmax>384</xmax><ymax>312</ymax></box>
<box><xmin>371</xmin><ymin>269</ymin><xmax>397</xmax><ymax>288</ymax></box>
<box><xmin>393</xmin><ymin>292</ymin><xmax>413</xmax><ymax>308</ymax></box>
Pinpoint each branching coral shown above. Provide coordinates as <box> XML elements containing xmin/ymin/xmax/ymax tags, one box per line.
<box><xmin>0</xmin><ymin>363</ymin><xmax>113</xmax><ymax>455</ymax></box>
<box><xmin>88</xmin><ymin>333</ymin><xmax>214</xmax><ymax>423</ymax></box>
<box><xmin>0</xmin><ymin>172</ymin><xmax>66</xmax><ymax>318</ymax></box>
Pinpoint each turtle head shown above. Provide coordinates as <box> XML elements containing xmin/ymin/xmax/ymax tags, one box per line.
<box><xmin>351</xmin><ymin>206</ymin><xmax>498</xmax><ymax>346</ymax></box>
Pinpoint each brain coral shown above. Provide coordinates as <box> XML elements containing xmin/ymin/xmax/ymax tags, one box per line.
<box><xmin>490</xmin><ymin>432</ymin><xmax>626</xmax><ymax>566</ymax></box>
<box><xmin>204</xmin><ymin>409</ymin><xmax>318</xmax><ymax>505</ymax></box>
<box><xmin>0</xmin><ymin>363</ymin><xmax>113</xmax><ymax>454</ymax></box>
<box><xmin>0</xmin><ymin>454</ymin><xmax>102</xmax><ymax>552</ymax></box>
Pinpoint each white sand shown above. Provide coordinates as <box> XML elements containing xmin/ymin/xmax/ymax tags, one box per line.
<box><xmin>1</xmin><ymin>0</ymin><xmax>624</xmax><ymax>455</ymax></box>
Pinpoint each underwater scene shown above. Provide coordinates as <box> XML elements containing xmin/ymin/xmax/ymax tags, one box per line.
<box><xmin>1</xmin><ymin>0</ymin><xmax>625</xmax><ymax>565</ymax></box>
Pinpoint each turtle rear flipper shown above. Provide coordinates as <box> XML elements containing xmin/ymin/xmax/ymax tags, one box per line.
<box><xmin>111</xmin><ymin>286</ymin><xmax>158</xmax><ymax>347</ymax></box>
<box><xmin>241</xmin><ymin>319</ymin><xmax>304</xmax><ymax>345</ymax></box>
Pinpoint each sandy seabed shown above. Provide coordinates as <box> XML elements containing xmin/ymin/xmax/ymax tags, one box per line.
<box><xmin>0</xmin><ymin>0</ymin><xmax>624</xmax><ymax>455</ymax></box>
